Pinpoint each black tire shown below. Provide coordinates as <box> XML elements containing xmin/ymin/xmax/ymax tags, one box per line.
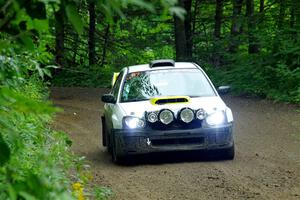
<box><xmin>222</xmin><ymin>142</ymin><xmax>235</xmax><ymax>160</ymax></box>
<box><xmin>101</xmin><ymin>116</ymin><xmax>106</xmax><ymax>146</ymax></box>
<box><xmin>101</xmin><ymin>117</ymin><xmax>112</xmax><ymax>153</ymax></box>
<box><xmin>107</xmin><ymin>133</ymin><xmax>112</xmax><ymax>153</ymax></box>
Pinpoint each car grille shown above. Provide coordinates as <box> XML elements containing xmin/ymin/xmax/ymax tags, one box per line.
<box><xmin>146</xmin><ymin>120</ymin><xmax>202</xmax><ymax>131</ymax></box>
<box><xmin>151</xmin><ymin>137</ymin><xmax>204</xmax><ymax>146</ymax></box>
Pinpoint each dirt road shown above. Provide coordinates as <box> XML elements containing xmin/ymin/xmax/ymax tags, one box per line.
<box><xmin>51</xmin><ymin>87</ymin><xmax>300</xmax><ymax>200</ymax></box>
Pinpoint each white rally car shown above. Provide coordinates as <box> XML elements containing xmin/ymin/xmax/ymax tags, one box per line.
<box><xmin>101</xmin><ymin>59</ymin><xmax>234</xmax><ymax>163</ymax></box>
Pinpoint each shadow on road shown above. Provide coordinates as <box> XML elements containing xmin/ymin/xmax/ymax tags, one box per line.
<box><xmin>88</xmin><ymin>149</ymin><xmax>231</xmax><ymax>167</ymax></box>
<box><xmin>125</xmin><ymin>150</ymin><xmax>230</xmax><ymax>166</ymax></box>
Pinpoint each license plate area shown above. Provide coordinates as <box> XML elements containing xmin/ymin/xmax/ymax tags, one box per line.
<box><xmin>151</xmin><ymin>137</ymin><xmax>205</xmax><ymax>146</ymax></box>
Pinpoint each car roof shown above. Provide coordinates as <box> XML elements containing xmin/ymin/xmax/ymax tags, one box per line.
<box><xmin>126</xmin><ymin>62</ymin><xmax>199</xmax><ymax>73</ymax></box>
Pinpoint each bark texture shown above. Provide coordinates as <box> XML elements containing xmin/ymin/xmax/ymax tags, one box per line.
<box><xmin>55</xmin><ymin>7</ymin><xmax>65</xmax><ymax>67</ymax></box>
<box><xmin>214</xmin><ymin>0</ymin><xmax>223</xmax><ymax>39</ymax></box>
<box><xmin>229</xmin><ymin>0</ymin><xmax>243</xmax><ymax>53</ymax></box>
<box><xmin>88</xmin><ymin>1</ymin><xmax>96</xmax><ymax>65</ymax></box>
<box><xmin>174</xmin><ymin>0</ymin><xmax>192</xmax><ymax>61</ymax></box>
<box><xmin>246</xmin><ymin>0</ymin><xmax>259</xmax><ymax>54</ymax></box>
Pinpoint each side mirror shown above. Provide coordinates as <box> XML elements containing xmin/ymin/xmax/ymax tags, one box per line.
<box><xmin>101</xmin><ymin>94</ymin><xmax>116</xmax><ymax>104</ymax></box>
<box><xmin>217</xmin><ymin>86</ymin><xmax>231</xmax><ymax>95</ymax></box>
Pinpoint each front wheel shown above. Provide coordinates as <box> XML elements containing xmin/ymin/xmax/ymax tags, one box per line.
<box><xmin>111</xmin><ymin>137</ymin><xmax>126</xmax><ymax>164</ymax></box>
<box><xmin>101</xmin><ymin>116</ymin><xmax>106</xmax><ymax>146</ymax></box>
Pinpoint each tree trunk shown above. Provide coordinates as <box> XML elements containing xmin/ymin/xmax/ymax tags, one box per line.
<box><xmin>88</xmin><ymin>1</ymin><xmax>96</xmax><ymax>66</ymax></box>
<box><xmin>277</xmin><ymin>0</ymin><xmax>286</xmax><ymax>30</ymax></box>
<box><xmin>174</xmin><ymin>0</ymin><xmax>188</xmax><ymax>61</ymax></box>
<box><xmin>184</xmin><ymin>0</ymin><xmax>192</xmax><ymax>60</ymax></box>
<box><xmin>101</xmin><ymin>24</ymin><xmax>110</xmax><ymax>67</ymax></box>
<box><xmin>192</xmin><ymin>0</ymin><xmax>200</xmax><ymax>37</ymax></box>
<box><xmin>229</xmin><ymin>0</ymin><xmax>243</xmax><ymax>53</ymax></box>
<box><xmin>290</xmin><ymin>1</ymin><xmax>300</xmax><ymax>40</ymax></box>
<box><xmin>258</xmin><ymin>0</ymin><xmax>264</xmax><ymax>25</ymax></box>
<box><xmin>259</xmin><ymin>0</ymin><xmax>264</xmax><ymax>13</ymax></box>
<box><xmin>72</xmin><ymin>33</ymin><xmax>79</xmax><ymax>65</ymax></box>
<box><xmin>246</xmin><ymin>0</ymin><xmax>259</xmax><ymax>54</ymax></box>
<box><xmin>55</xmin><ymin>7</ymin><xmax>65</xmax><ymax>67</ymax></box>
<box><xmin>273</xmin><ymin>0</ymin><xmax>286</xmax><ymax>53</ymax></box>
<box><xmin>174</xmin><ymin>17</ymin><xmax>187</xmax><ymax>61</ymax></box>
<box><xmin>290</xmin><ymin>4</ymin><xmax>295</xmax><ymax>29</ymax></box>
<box><xmin>214</xmin><ymin>0</ymin><xmax>223</xmax><ymax>39</ymax></box>
<box><xmin>213</xmin><ymin>0</ymin><xmax>223</xmax><ymax>67</ymax></box>
<box><xmin>294</xmin><ymin>1</ymin><xmax>300</xmax><ymax>31</ymax></box>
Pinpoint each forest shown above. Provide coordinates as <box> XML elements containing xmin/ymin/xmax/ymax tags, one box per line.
<box><xmin>0</xmin><ymin>0</ymin><xmax>299</xmax><ymax>199</ymax></box>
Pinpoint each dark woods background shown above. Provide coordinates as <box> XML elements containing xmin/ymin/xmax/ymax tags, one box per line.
<box><xmin>1</xmin><ymin>0</ymin><xmax>300</xmax><ymax>102</ymax></box>
<box><xmin>54</xmin><ymin>0</ymin><xmax>300</xmax><ymax>104</ymax></box>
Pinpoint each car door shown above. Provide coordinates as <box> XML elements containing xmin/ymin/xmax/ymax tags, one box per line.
<box><xmin>104</xmin><ymin>70</ymin><xmax>125</xmax><ymax>132</ymax></box>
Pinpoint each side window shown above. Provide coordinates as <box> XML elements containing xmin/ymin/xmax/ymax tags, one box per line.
<box><xmin>111</xmin><ymin>72</ymin><xmax>123</xmax><ymax>99</ymax></box>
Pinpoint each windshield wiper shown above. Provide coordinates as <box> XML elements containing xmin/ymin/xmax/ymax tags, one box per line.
<box><xmin>189</xmin><ymin>95</ymin><xmax>202</xmax><ymax>98</ymax></box>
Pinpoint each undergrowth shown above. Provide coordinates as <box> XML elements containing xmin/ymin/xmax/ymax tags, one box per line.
<box><xmin>0</xmin><ymin>56</ymin><xmax>112</xmax><ymax>199</ymax></box>
<box><xmin>206</xmin><ymin>52</ymin><xmax>300</xmax><ymax>104</ymax></box>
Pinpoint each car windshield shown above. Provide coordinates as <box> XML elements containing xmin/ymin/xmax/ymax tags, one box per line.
<box><xmin>121</xmin><ymin>68</ymin><xmax>216</xmax><ymax>102</ymax></box>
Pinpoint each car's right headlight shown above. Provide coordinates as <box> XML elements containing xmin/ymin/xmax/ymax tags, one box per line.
<box><xmin>123</xmin><ymin>116</ymin><xmax>145</xmax><ymax>129</ymax></box>
<box><xmin>205</xmin><ymin>111</ymin><xmax>226</xmax><ymax>126</ymax></box>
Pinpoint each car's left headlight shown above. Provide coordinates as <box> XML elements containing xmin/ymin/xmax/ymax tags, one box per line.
<box><xmin>205</xmin><ymin>111</ymin><xmax>226</xmax><ymax>126</ymax></box>
<box><xmin>123</xmin><ymin>116</ymin><xmax>145</xmax><ymax>129</ymax></box>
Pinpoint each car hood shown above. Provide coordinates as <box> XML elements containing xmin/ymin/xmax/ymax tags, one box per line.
<box><xmin>119</xmin><ymin>96</ymin><xmax>226</xmax><ymax>118</ymax></box>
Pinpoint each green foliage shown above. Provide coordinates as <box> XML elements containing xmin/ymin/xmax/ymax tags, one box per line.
<box><xmin>52</xmin><ymin>65</ymin><xmax>115</xmax><ymax>87</ymax></box>
<box><xmin>65</xmin><ymin>3</ymin><xmax>84</xmax><ymax>34</ymax></box>
<box><xmin>100</xmin><ymin>0</ymin><xmax>185</xmax><ymax>22</ymax></box>
<box><xmin>0</xmin><ymin>0</ymin><xmax>49</xmax><ymax>50</ymax></box>
<box><xmin>0</xmin><ymin>52</ymin><xmax>79</xmax><ymax>199</ymax></box>
<box><xmin>207</xmin><ymin>50</ymin><xmax>300</xmax><ymax>103</ymax></box>
<box><xmin>0</xmin><ymin>0</ymin><xmax>109</xmax><ymax>198</ymax></box>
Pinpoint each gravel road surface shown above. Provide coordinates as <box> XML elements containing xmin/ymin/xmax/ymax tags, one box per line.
<box><xmin>51</xmin><ymin>87</ymin><xmax>300</xmax><ymax>200</ymax></box>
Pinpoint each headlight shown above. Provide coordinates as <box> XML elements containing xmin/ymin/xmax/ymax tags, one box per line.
<box><xmin>205</xmin><ymin>111</ymin><xmax>226</xmax><ymax>126</ymax></box>
<box><xmin>147</xmin><ymin>112</ymin><xmax>158</xmax><ymax>123</ymax></box>
<box><xmin>179</xmin><ymin>108</ymin><xmax>194</xmax><ymax>123</ymax></box>
<box><xmin>123</xmin><ymin>116</ymin><xmax>145</xmax><ymax>129</ymax></box>
<box><xmin>196</xmin><ymin>108</ymin><xmax>206</xmax><ymax>120</ymax></box>
<box><xmin>159</xmin><ymin>109</ymin><xmax>174</xmax><ymax>125</ymax></box>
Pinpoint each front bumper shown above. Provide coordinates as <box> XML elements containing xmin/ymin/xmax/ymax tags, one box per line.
<box><xmin>112</xmin><ymin>123</ymin><xmax>234</xmax><ymax>156</ymax></box>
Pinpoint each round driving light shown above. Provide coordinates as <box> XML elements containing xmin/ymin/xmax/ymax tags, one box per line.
<box><xmin>196</xmin><ymin>108</ymin><xmax>206</xmax><ymax>120</ymax></box>
<box><xmin>159</xmin><ymin>109</ymin><xmax>174</xmax><ymax>125</ymax></box>
<box><xmin>179</xmin><ymin>108</ymin><xmax>194</xmax><ymax>123</ymax></box>
<box><xmin>147</xmin><ymin>112</ymin><xmax>158</xmax><ymax>123</ymax></box>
